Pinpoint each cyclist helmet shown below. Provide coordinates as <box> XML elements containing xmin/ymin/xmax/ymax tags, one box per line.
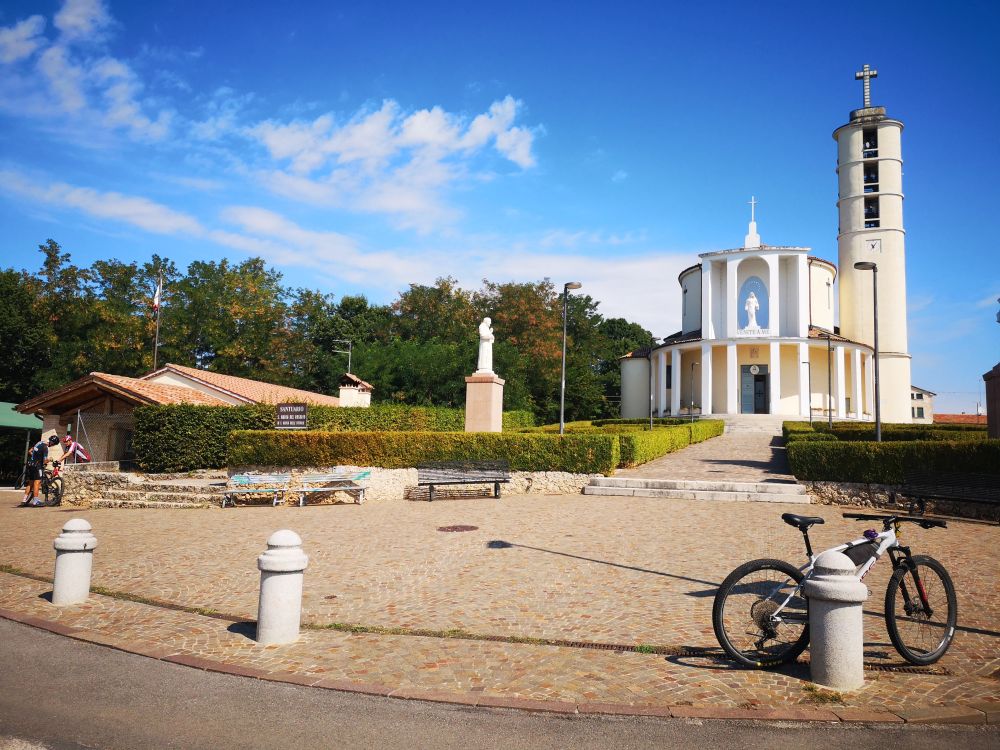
<box><xmin>47</xmin><ymin>435</ymin><xmax>60</xmax><ymax>446</ymax></box>
<box><xmin>62</xmin><ymin>435</ymin><xmax>73</xmax><ymax>444</ymax></box>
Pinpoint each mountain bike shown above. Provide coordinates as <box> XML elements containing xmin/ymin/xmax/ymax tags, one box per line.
<box><xmin>40</xmin><ymin>460</ymin><xmax>64</xmax><ymax>507</ymax></box>
<box><xmin>712</xmin><ymin>512</ymin><xmax>956</xmax><ymax>668</ymax></box>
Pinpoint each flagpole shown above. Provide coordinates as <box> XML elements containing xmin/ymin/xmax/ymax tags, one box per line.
<box><xmin>153</xmin><ymin>272</ymin><xmax>162</xmax><ymax>371</ymax></box>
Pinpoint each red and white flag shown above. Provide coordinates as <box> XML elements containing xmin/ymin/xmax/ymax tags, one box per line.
<box><xmin>152</xmin><ymin>277</ymin><xmax>162</xmax><ymax>312</ymax></box>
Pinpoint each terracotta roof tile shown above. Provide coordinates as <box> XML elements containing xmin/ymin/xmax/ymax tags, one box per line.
<box><xmin>146</xmin><ymin>364</ymin><xmax>341</xmax><ymax>406</ymax></box>
<box><xmin>933</xmin><ymin>414</ymin><xmax>987</xmax><ymax>425</ymax></box>
<box><xmin>97</xmin><ymin>374</ymin><xmax>231</xmax><ymax>406</ymax></box>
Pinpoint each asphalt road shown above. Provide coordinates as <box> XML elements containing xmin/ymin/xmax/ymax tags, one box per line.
<box><xmin>0</xmin><ymin>619</ymin><xmax>995</xmax><ymax>750</ymax></box>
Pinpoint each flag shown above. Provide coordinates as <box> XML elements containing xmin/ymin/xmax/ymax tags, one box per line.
<box><xmin>152</xmin><ymin>276</ymin><xmax>162</xmax><ymax>312</ymax></box>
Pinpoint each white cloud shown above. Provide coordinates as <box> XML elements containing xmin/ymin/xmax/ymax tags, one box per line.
<box><xmin>611</xmin><ymin>169</ymin><xmax>628</xmax><ymax>183</ymax></box>
<box><xmin>54</xmin><ymin>0</ymin><xmax>112</xmax><ymax>42</ymax></box>
<box><xmin>0</xmin><ymin>15</ymin><xmax>46</xmax><ymax>63</ymax></box>
<box><xmin>37</xmin><ymin>45</ymin><xmax>87</xmax><ymax>112</ymax></box>
<box><xmin>0</xmin><ymin>169</ymin><xmax>204</xmax><ymax>235</ymax></box>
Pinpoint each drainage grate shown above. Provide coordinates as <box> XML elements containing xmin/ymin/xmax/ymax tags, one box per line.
<box><xmin>437</xmin><ymin>525</ymin><xmax>479</xmax><ymax>533</ymax></box>
<box><xmin>863</xmin><ymin>663</ymin><xmax>951</xmax><ymax>675</ymax></box>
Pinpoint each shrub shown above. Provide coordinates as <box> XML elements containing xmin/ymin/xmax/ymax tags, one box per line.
<box><xmin>135</xmin><ymin>403</ymin><xmax>535</xmax><ymax>472</ymax></box>
<box><xmin>229</xmin><ymin>430</ymin><xmax>621</xmax><ymax>475</ymax></box>
<box><xmin>831</xmin><ymin>428</ymin><xmax>987</xmax><ymax>442</ymax></box>
<box><xmin>787</xmin><ymin>440</ymin><xmax>1000</xmax><ymax>484</ymax></box>
<box><xmin>782</xmin><ymin>421</ymin><xmax>815</xmax><ymax>440</ymax></box>
<box><xmin>592</xmin><ymin>418</ymin><xmax>689</xmax><ymax>427</ymax></box>
<box><xmin>689</xmin><ymin>419</ymin><xmax>725</xmax><ymax>443</ymax></box>
<box><xmin>618</xmin><ymin>426</ymin><xmax>691</xmax><ymax>467</ymax></box>
<box><xmin>785</xmin><ymin>432</ymin><xmax>839</xmax><ymax>443</ymax></box>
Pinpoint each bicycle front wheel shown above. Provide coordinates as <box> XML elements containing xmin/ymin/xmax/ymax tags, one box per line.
<box><xmin>885</xmin><ymin>555</ymin><xmax>957</xmax><ymax>665</ymax></box>
<box><xmin>44</xmin><ymin>477</ymin><xmax>63</xmax><ymax>506</ymax></box>
<box><xmin>712</xmin><ymin>558</ymin><xmax>809</xmax><ymax>668</ymax></box>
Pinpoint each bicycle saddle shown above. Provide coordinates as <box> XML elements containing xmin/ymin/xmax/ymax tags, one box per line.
<box><xmin>781</xmin><ymin>513</ymin><xmax>825</xmax><ymax>531</ymax></box>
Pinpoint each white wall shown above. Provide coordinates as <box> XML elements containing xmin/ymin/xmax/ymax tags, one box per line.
<box><xmin>620</xmin><ymin>358</ymin><xmax>650</xmax><ymax>419</ymax></box>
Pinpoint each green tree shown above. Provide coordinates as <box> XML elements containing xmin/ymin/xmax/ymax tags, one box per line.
<box><xmin>0</xmin><ymin>269</ymin><xmax>52</xmax><ymax>401</ymax></box>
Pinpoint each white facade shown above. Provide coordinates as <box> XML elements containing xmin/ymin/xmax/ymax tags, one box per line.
<box><xmin>620</xmin><ymin>66</ymin><xmax>912</xmax><ymax>423</ymax></box>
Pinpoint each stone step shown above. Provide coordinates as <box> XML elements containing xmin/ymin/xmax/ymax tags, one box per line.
<box><xmin>98</xmin><ymin>489</ymin><xmax>223</xmax><ymax>506</ymax></box>
<box><xmin>119</xmin><ymin>481</ymin><xmax>226</xmax><ymax>494</ymax></box>
<box><xmin>582</xmin><ymin>485</ymin><xmax>811</xmax><ymax>504</ymax></box>
<box><xmin>89</xmin><ymin>498</ymin><xmax>213</xmax><ymax>510</ymax></box>
<box><xmin>592</xmin><ymin>477</ymin><xmax>807</xmax><ymax>495</ymax></box>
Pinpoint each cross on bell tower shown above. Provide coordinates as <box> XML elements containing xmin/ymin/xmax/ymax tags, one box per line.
<box><xmin>855</xmin><ymin>64</ymin><xmax>878</xmax><ymax>108</ymax></box>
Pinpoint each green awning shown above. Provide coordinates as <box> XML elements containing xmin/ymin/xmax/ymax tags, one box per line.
<box><xmin>0</xmin><ymin>402</ymin><xmax>42</xmax><ymax>430</ymax></box>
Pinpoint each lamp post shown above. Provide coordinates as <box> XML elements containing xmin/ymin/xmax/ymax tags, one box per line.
<box><xmin>802</xmin><ymin>359</ymin><xmax>812</xmax><ymax>425</ymax></box>
<box><xmin>559</xmin><ymin>281</ymin><xmax>582</xmax><ymax>435</ymax></box>
<box><xmin>690</xmin><ymin>360</ymin><xmax>699</xmax><ymax>423</ymax></box>
<box><xmin>854</xmin><ymin>262</ymin><xmax>881</xmax><ymax>441</ymax></box>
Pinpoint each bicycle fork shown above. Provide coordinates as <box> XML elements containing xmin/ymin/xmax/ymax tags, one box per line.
<box><xmin>889</xmin><ymin>547</ymin><xmax>933</xmax><ymax>618</ymax></box>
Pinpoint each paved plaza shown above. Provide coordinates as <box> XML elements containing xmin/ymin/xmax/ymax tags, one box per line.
<box><xmin>1</xmin><ymin>489</ymin><xmax>998</xmax><ymax>720</ymax></box>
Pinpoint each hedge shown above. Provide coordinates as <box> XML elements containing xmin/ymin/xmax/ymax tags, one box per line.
<box><xmin>832</xmin><ymin>428</ymin><xmax>988</xmax><ymax>442</ymax></box>
<box><xmin>134</xmin><ymin>403</ymin><xmax>535</xmax><ymax>472</ymax></box>
<box><xmin>617</xmin><ymin>426</ymin><xmax>693</xmax><ymax>467</ymax></box>
<box><xmin>229</xmin><ymin>430</ymin><xmax>621</xmax><ymax>475</ymax></box>
<box><xmin>787</xmin><ymin>440</ymin><xmax>1000</xmax><ymax>484</ymax></box>
<box><xmin>592</xmin><ymin>418</ymin><xmax>689</xmax><ymax>427</ymax></box>
<box><xmin>689</xmin><ymin>419</ymin><xmax>726</xmax><ymax>443</ymax></box>
<box><xmin>785</xmin><ymin>432</ymin><xmax>839</xmax><ymax>443</ymax></box>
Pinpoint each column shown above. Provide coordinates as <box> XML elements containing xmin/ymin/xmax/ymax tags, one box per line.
<box><xmin>866</xmin><ymin>352</ymin><xmax>875</xmax><ymax>421</ymax></box>
<box><xmin>670</xmin><ymin>348</ymin><xmax>682</xmax><ymax>416</ymax></box>
<box><xmin>726</xmin><ymin>343</ymin><xmax>737</xmax><ymax>414</ymax></box>
<box><xmin>769</xmin><ymin>342</ymin><xmax>781</xmax><ymax>415</ymax></box>
<box><xmin>701</xmin><ymin>260</ymin><xmax>714</xmax><ymax>339</ymax></box>
<box><xmin>835</xmin><ymin>345</ymin><xmax>847</xmax><ymax>418</ymax></box>
<box><xmin>765</xmin><ymin>254</ymin><xmax>781</xmax><ymax>337</ymax></box>
<box><xmin>797</xmin><ymin>254</ymin><xmax>809</xmax><ymax>337</ymax></box>
<box><xmin>851</xmin><ymin>348</ymin><xmax>862</xmax><ymax>419</ymax></box>
<box><xmin>657</xmin><ymin>351</ymin><xmax>667</xmax><ymax>417</ymax></box>
<box><xmin>700</xmin><ymin>343</ymin><xmax>713</xmax><ymax>415</ymax></box>
<box><xmin>725</xmin><ymin>259</ymin><xmax>738</xmax><ymax>337</ymax></box>
<box><xmin>798</xmin><ymin>343</ymin><xmax>810</xmax><ymax>417</ymax></box>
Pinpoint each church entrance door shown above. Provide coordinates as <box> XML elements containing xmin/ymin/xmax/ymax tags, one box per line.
<box><xmin>740</xmin><ymin>365</ymin><xmax>770</xmax><ymax>414</ymax></box>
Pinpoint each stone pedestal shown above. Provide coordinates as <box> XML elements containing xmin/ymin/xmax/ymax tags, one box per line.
<box><xmin>465</xmin><ymin>373</ymin><xmax>505</xmax><ymax>432</ymax></box>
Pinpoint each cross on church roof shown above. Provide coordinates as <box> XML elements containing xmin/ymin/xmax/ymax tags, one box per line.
<box><xmin>855</xmin><ymin>64</ymin><xmax>878</xmax><ymax>108</ymax></box>
<box><xmin>748</xmin><ymin>195</ymin><xmax>758</xmax><ymax>222</ymax></box>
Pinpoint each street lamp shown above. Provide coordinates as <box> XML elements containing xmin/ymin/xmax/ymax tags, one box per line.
<box><xmin>802</xmin><ymin>359</ymin><xmax>812</xmax><ymax>425</ymax></box>
<box><xmin>559</xmin><ymin>281</ymin><xmax>582</xmax><ymax>435</ymax></box>
<box><xmin>690</xmin><ymin>360</ymin><xmax>699</xmax><ymax>423</ymax></box>
<box><xmin>854</xmin><ymin>262</ymin><xmax>881</xmax><ymax>441</ymax></box>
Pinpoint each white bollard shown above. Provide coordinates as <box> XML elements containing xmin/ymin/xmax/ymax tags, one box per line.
<box><xmin>803</xmin><ymin>549</ymin><xmax>869</xmax><ymax>691</ymax></box>
<box><xmin>52</xmin><ymin>519</ymin><xmax>98</xmax><ymax>606</ymax></box>
<box><xmin>256</xmin><ymin>529</ymin><xmax>309</xmax><ymax>645</ymax></box>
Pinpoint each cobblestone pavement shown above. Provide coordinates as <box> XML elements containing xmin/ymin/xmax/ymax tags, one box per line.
<box><xmin>615</xmin><ymin>431</ymin><xmax>796</xmax><ymax>483</ymax></box>
<box><xmin>1</xmin><ymin>494</ymin><xmax>998</xmax><ymax>715</ymax></box>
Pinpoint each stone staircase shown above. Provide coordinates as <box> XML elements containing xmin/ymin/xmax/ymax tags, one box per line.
<box><xmin>65</xmin><ymin>468</ymin><xmax>227</xmax><ymax>509</ymax></box>
<box><xmin>582</xmin><ymin>477</ymin><xmax>810</xmax><ymax>504</ymax></box>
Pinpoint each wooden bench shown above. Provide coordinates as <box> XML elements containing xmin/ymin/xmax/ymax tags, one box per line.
<box><xmin>416</xmin><ymin>461</ymin><xmax>510</xmax><ymax>502</ymax></box>
<box><xmin>223</xmin><ymin>473</ymin><xmax>291</xmax><ymax>508</ymax></box>
<box><xmin>899</xmin><ymin>470</ymin><xmax>1000</xmax><ymax>523</ymax></box>
<box><xmin>296</xmin><ymin>471</ymin><xmax>371</xmax><ymax>506</ymax></box>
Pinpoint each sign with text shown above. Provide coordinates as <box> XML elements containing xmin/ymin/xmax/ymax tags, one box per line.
<box><xmin>276</xmin><ymin>403</ymin><xmax>308</xmax><ymax>430</ymax></box>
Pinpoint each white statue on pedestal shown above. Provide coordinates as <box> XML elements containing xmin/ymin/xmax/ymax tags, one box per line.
<box><xmin>476</xmin><ymin>317</ymin><xmax>494</xmax><ymax>374</ymax></box>
<box><xmin>745</xmin><ymin>292</ymin><xmax>760</xmax><ymax>329</ymax></box>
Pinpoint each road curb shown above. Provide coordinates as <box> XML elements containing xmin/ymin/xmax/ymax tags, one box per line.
<box><xmin>0</xmin><ymin>606</ymin><xmax>995</xmax><ymax>726</ymax></box>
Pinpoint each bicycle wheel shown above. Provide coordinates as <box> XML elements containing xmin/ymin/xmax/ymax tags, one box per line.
<box><xmin>884</xmin><ymin>555</ymin><xmax>957</xmax><ymax>665</ymax></box>
<box><xmin>712</xmin><ymin>558</ymin><xmax>809</xmax><ymax>668</ymax></box>
<box><xmin>43</xmin><ymin>477</ymin><xmax>63</xmax><ymax>506</ymax></box>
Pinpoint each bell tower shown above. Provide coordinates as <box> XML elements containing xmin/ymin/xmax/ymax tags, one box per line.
<box><xmin>834</xmin><ymin>65</ymin><xmax>912</xmax><ymax>423</ymax></box>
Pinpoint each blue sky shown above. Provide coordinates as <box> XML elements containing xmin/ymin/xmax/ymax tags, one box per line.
<box><xmin>0</xmin><ymin>0</ymin><xmax>997</xmax><ymax>413</ymax></box>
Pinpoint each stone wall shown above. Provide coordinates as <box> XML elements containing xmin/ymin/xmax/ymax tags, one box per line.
<box><xmin>61</xmin><ymin>469</ymin><xmax>130</xmax><ymax>505</ymax></box>
<box><xmin>806</xmin><ymin>481</ymin><xmax>997</xmax><ymax>522</ymax></box>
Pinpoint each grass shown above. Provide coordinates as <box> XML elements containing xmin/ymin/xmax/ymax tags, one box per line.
<box><xmin>802</xmin><ymin>684</ymin><xmax>846</xmax><ymax>704</ymax></box>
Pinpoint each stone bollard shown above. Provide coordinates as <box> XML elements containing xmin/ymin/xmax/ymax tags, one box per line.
<box><xmin>256</xmin><ymin>530</ymin><xmax>309</xmax><ymax>645</ymax></box>
<box><xmin>52</xmin><ymin>519</ymin><xmax>98</xmax><ymax>606</ymax></box>
<box><xmin>803</xmin><ymin>549</ymin><xmax>869</xmax><ymax>691</ymax></box>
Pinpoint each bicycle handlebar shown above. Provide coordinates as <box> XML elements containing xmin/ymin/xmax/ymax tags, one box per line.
<box><xmin>843</xmin><ymin>512</ymin><xmax>947</xmax><ymax>529</ymax></box>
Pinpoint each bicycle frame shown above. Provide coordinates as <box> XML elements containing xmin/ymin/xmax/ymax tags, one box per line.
<box><xmin>767</xmin><ymin>519</ymin><xmax>930</xmax><ymax>627</ymax></box>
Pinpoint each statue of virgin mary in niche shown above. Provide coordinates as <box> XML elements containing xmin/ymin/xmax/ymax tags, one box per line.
<box><xmin>744</xmin><ymin>292</ymin><xmax>760</xmax><ymax>329</ymax></box>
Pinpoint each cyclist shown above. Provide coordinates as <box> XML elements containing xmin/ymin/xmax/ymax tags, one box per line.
<box><xmin>20</xmin><ymin>435</ymin><xmax>59</xmax><ymax>507</ymax></box>
<box><xmin>61</xmin><ymin>434</ymin><xmax>91</xmax><ymax>464</ymax></box>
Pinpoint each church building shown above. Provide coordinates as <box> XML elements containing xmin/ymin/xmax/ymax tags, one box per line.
<box><xmin>620</xmin><ymin>65</ymin><xmax>912</xmax><ymax>423</ymax></box>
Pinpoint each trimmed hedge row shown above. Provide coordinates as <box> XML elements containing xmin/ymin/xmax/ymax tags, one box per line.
<box><xmin>618</xmin><ymin>426</ymin><xmax>692</xmax><ymax>467</ymax></box>
<box><xmin>785</xmin><ymin>432</ymin><xmax>839</xmax><ymax>443</ymax></box>
<box><xmin>229</xmin><ymin>430</ymin><xmax>622</xmax><ymax>475</ymax></box>
<box><xmin>134</xmin><ymin>403</ymin><xmax>535</xmax><ymax>472</ymax></box>
<box><xmin>592</xmin><ymin>418</ymin><xmax>689</xmax><ymax>427</ymax></box>
<box><xmin>787</xmin><ymin>440</ymin><xmax>1000</xmax><ymax>484</ymax></box>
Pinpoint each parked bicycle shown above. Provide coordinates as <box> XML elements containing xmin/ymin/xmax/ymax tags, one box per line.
<box><xmin>40</xmin><ymin>460</ymin><xmax>64</xmax><ymax>507</ymax></box>
<box><xmin>712</xmin><ymin>512</ymin><xmax>957</xmax><ymax>668</ymax></box>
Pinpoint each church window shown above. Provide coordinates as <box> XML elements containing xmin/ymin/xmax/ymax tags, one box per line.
<box><xmin>826</xmin><ymin>280</ymin><xmax>832</xmax><ymax>308</ymax></box>
<box><xmin>862</xmin><ymin>127</ymin><xmax>878</xmax><ymax>158</ymax></box>
<box><xmin>864</xmin><ymin>163</ymin><xmax>879</xmax><ymax>193</ymax></box>
<box><xmin>864</xmin><ymin>197</ymin><xmax>880</xmax><ymax>228</ymax></box>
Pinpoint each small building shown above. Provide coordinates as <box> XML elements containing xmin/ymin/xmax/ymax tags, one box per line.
<box><xmin>16</xmin><ymin>363</ymin><xmax>352</xmax><ymax>463</ymax></box>
<box><xmin>909</xmin><ymin>386</ymin><xmax>935</xmax><ymax>424</ymax></box>
<box><xmin>338</xmin><ymin>373</ymin><xmax>374</xmax><ymax>407</ymax></box>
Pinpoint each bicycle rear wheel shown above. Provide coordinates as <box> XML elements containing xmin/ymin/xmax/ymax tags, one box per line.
<box><xmin>712</xmin><ymin>559</ymin><xmax>809</xmax><ymax>668</ymax></box>
<box><xmin>884</xmin><ymin>555</ymin><xmax>957</xmax><ymax>665</ymax></box>
<box><xmin>43</xmin><ymin>476</ymin><xmax>63</xmax><ymax>506</ymax></box>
